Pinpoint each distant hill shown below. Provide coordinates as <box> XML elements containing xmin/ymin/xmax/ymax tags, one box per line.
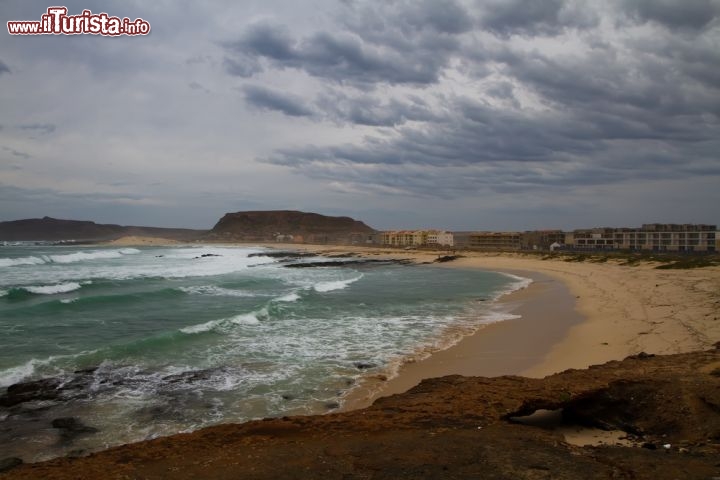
<box><xmin>207</xmin><ymin>210</ymin><xmax>376</xmax><ymax>244</ymax></box>
<box><xmin>0</xmin><ymin>217</ymin><xmax>206</xmax><ymax>242</ymax></box>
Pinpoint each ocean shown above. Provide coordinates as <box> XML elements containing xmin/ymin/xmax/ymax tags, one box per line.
<box><xmin>0</xmin><ymin>244</ymin><xmax>529</xmax><ymax>461</ymax></box>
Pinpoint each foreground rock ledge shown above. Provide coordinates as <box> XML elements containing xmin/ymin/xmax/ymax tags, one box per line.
<box><xmin>3</xmin><ymin>349</ymin><xmax>720</xmax><ymax>480</ymax></box>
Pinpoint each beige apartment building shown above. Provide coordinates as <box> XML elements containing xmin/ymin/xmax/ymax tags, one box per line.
<box><xmin>567</xmin><ymin>224</ymin><xmax>716</xmax><ymax>252</ymax></box>
<box><xmin>427</xmin><ymin>230</ymin><xmax>454</xmax><ymax>247</ymax></box>
<box><xmin>521</xmin><ymin>230</ymin><xmax>565</xmax><ymax>250</ymax></box>
<box><xmin>468</xmin><ymin>232</ymin><xmax>522</xmax><ymax>250</ymax></box>
<box><xmin>381</xmin><ymin>230</ymin><xmax>454</xmax><ymax>247</ymax></box>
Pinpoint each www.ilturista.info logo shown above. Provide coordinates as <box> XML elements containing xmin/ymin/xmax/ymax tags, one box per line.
<box><xmin>7</xmin><ymin>7</ymin><xmax>150</xmax><ymax>36</ymax></box>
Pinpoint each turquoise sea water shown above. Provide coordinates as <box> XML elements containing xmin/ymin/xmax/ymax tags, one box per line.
<box><xmin>0</xmin><ymin>244</ymin><xmax>529</xmax><ymax>461</ymax></box>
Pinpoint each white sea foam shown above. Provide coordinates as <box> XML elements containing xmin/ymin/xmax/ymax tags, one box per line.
<box><xmin>180</xmin><ymin>319</ymin><xmax>222</xmax><ymax>334</ymax></box>
<box><xmin>0</xmin><ymin>360</ymin><xmax>39</xmax><ymax>387</ymax></box>
<box><xmin>0</xmin><ymin>289</ymin><xmax>6</xmax><ymax>297</ymax></box>
<box><xmin>229</xmin><ymin>312</ymin><xmax>262</xmax><ymax>325</ymax></box>
<box><xmin>0</xmin><ymin>256</ymin><xmax>46</xmax><ymax>267</ymax></box>
<box><xmin>178</xmin><ymin>285</ymin><xmax>259</xmax><ymax>298</ymax></box>
<box><xmin>478</xmin><ymin>310</ymin><xmax>522</xmax><ymax>325</ymax></box>
<box><xmin>313</xmin><ymin>274</ymin><xmax>363</xmax><ymax>293</ymax></box>
<box><xmin>1</xmin><ymin>246</ymin><xmax>277</xmax><ymax>285</ymax></box>
<box><xmin>274</xmin><ymin>292</ymin><xmax>300</xmax><ymax>302</ymax></box>
<box><xmin>47</xmin><ymin>249</ymin><xmax>139</xmax><ymax>264</ymax></box>
<box><xmin>24</xmin><ymin>282</ymin><xmax>83</xmax><ymax>295</ymax></box>
<box><xmin>493</xmin><ymin>272</ymin><xmax>533</xmax><ymax>299</ymax></box>
<box><xmin>180</xmin><ymin>308</ymin><xmax>264</xmax><ymax>334</ymax></box>
<box><xmin>0</xmin><ymin>350</ymin><xmax>97</xmax><ymax>388</ymax></box>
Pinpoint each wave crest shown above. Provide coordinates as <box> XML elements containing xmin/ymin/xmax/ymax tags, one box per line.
<box><xmin>47</xmin><ymin>249</ymin><xmax>140</xmax><ymax>264</ymax></box>
<box><xmin>22</xmin><ymin>282</ymin><xmax>86</xmax><ymax>295</ymax></box>
<box><xmin>313</xmin><ymin>274</ymin><xmax>363</xmax><ymax>293</ymax></box>
<box><xmin>0</xmin><ymin>256</ymin><xmax>46</xmax><ymax>267</ymax></box>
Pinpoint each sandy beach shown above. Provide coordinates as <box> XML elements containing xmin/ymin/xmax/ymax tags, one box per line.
<box><xmin>256</xmin><ymin>244</ymin><xmax>720</xmax><ymax>408</ymax></box>
<box><xmin>95</xmin><ymin>239</ymin><xmax>720</xmax><ymax>407</ymax></box>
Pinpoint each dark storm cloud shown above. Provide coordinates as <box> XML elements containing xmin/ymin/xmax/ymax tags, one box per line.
<box><xmin>316</xmin><ymin>90</ymin><xmax>439</xmax><ymax>127</ymax></box>
<box><xmin>242</xmin><ymin>85</ymin><xmax>314</xmax><ymax>117</ymax></box>
<box><xmin>476</xmin><ymin>0</ymin><xmax>599</xmax><ymax>37</ymax></box>
<box><xmin>221</xmin><ymin>0</ymin><xmax>719</xmax><ymax>198</ymax></box>
<box><xmin>621</xmin><ymin>0</ymin><xmax>720</xmax><ymax>30</ymax></box>
<box><xmin>0</xmin><ymin>60</ymin><xmax>10</xmax><ymax>75</ymax></box>
<box><xmin>224</xmin><ymin>1</ymin><xmax>473</xmax><ymax>87</ymax></box>
<box><xmin>222</xmin><ymin>56</ymin><xmax>263</xmax><ymax>78</ymax></box>
<box><xmin>403</xmin><ymin>0</ymin><xmax>473</xmax><ymax>34</ymax></box>
<box><xmin>268</xmin><ymin>73</ymin><xmax>719</xmax><ymax>196</ymax></box>
<box><xmin>495</xmin><ymin>46</ymin><xmax>720</xmax><ymax>135</ymax></box>
<box><xmin>226</xmin><ymin>24</ymin><xmax>446</xmax><ymax>86</ymax></box>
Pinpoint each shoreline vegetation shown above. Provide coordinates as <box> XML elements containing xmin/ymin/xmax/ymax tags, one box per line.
<box><xmin>2</xmin><ymin>237</ymin><xmax>720</xmax><ymax>477</ymax></box>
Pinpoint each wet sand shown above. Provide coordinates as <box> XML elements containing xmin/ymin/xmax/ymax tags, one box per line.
<box><xmin>343</xmin><ymin>269</ymin><xmax>582</xmax><ymax>409</ymax></box>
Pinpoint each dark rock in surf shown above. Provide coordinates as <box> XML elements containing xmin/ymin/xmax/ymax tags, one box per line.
<box><xmin>0</xmin><ymin>369</ymin><xmax>100</xmax><ymax>407</ymax></box>
<box><xmin>434</xmin><ymin>255</ymin><xmax>462</xmax><ymax>263</ymax></box>
<box><xmin>52</xmin><ymin>417</ymin><xmax>99</xmax><ymax>441</ymax></box>
<box><xmin>354</xmin><ymin>362</ymin><xmax>376</xmax><ymax>370</ymax></box>
<box><xmin>162</xmin><ymin>369</ymin><xmax>217</xmax><ymax>384</ymax></box>
<box><xmin>0</xmin><ymin>457</ymin><xmax>23</xmax><ymax>473</ymax></box>
<box><xmin>0</xmin><ymin>377</ymin><xmax>64</xmax><ymax>407</ymax></box>
<box><xmin>248</xmin><ymin>251</ymin><xmax>316</xmax><ymax>259</ymax></box>
<box><xmin>285</xmin><ymin>259</ymin><xmax>412</xmax><ymax>268</ymax></box>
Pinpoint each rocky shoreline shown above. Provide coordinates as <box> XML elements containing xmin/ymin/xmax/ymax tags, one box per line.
<box><xmin>3</xmin><ymin>347</ymin><xmax>720</xmax><ymax>479</ymax></box>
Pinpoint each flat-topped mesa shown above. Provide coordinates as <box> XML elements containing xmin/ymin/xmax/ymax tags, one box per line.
<box><xmin>206</xmin><ymin>210</ymin><xmax>377</xmax><ymax>244</ymax></box>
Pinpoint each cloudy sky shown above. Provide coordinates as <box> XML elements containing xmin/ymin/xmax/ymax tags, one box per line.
<box><xmin>1</xmin><ymin>1</ymin><xmax>718</xmax><ymax>230</ymax></box>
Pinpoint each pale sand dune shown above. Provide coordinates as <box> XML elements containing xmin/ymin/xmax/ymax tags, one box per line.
<box><xmin>448</xmin><ymin>255</ymin><xmax>720</xmax><ymax>377</ymax></box>
<box><xmin>106</xmin><ymin>236</ymin><xmax>180</xmax><ymax>246</ymax></box>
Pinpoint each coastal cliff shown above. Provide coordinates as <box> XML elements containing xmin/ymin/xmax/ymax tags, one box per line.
<box><xmin>206</xmin><ymin>210</ymin><xmax>376</xmax><ymax>243</ymax></box>
<box><xmin>4</xmin><ymin>347</ymin><xmax>720</xmax><ymax>479</ymax></box>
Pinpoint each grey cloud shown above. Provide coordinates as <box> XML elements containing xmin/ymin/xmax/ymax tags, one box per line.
<box><xmin>242</xmin><ymin>85</ymin><xmax>314</xmax><ymax>117</ymax></box>
<box><xmin>226</xmin><ymin>25</ymin><xmax>445</xmax><ymax>85</ymax></box>
<box><xmin>1</xmin><ymin>146</ymin><xmax>31</xmax><ymax>159</ymax></box>
<box><xmin>494</xmin><ymin>44</ymin><xmax>720</xmax><ymax>138</ymax></box>
<box><xmin>0</xmin><ymin>60</ymin><xmax>10</xmax><ymax>75</ymax></box>
<box><xmin>621</xmin><ymin>0</ymin><xmax>720</xmax><ymax>30</ymax></box>
<box><xmin>188</xmin><ymin>81</ymin><xmax>210</xmax><ymax>93</ymax></box>
<box><xmin>18</xmin><ymin>123</ymin><xmax>56</xmax><ymax>135</ymax></box>
<box><xmin>223</xmin><ymin>55</ymin><xmax>262</xmax><ymax>78</ymax></box>
<box><xmin>477</xmin><ymin>0</ymin><xmax>599</xmax><ymax>37</ymax></box>
<box><xmin>485</xmin><ymin>82</ymin><xmax>514</xmax><ymax>99</ymax></box>
<box><xmin>239</xmin><ymin>22</ymin><xmax>297</xmax><ymax>60</ymax></box>
<box><xmin>399</xmin><ymin>0</ymin><xmax>473</xmax><ymax>34</ymax></box>
<box><xmin>224</xmin><ymin>1</ymin><xmax>719</xmax><ymax>202</ymax></box>
<box><xmin>316</xmin><ymin>91</ymin><xmax>439</xmax><ymax>127</ymax></box>
<box><xmin>631</xmin><ymin>34</ymin><xmax>720</xmax><ymax>94</ymax></box>
<box><xmin>225</xmin><ymin>3</ymin><xmax>467</xmax><ymax>87</ymax></box>
<box><xmin>186</xmin><ymin>55</ymin><xmax>214</xmax><ymax>66</ymax></box>
<box><xmin>265</xmin><ymin>83</ymin><xmax>720</xmax><ymax>198</ymax></box>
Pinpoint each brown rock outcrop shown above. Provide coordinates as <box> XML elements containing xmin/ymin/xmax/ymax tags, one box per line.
<box><xmin>4</xmin><ymin>348</ymin><xmax>720</xmax><ymax>479</ymax></box>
